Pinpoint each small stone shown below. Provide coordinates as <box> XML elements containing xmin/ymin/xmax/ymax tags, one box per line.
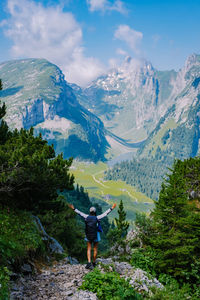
<box><xmin>65</xmin><ymin>290</ymin><xmax>74</xmax><ymax>296</ymax></box>
<box><xmin>56</xmin><ymin>270</ymin><xmax>65</xmax><ymax>276</ymax></box>
<box><xmin>21</xmin><ymin>264</ymin><xmax>32</xmax><ymax>274</ymax></box>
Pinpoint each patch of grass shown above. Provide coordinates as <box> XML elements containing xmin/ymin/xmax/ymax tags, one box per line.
<box><xmin>70</xmin><ymin>162</ymin><xmax>153</xmax><ymax>223</ymax></box>
<box><xmin>143</xmin><ymin>119</ymin><xmax>177</xmax><ymax>156</ymax></box>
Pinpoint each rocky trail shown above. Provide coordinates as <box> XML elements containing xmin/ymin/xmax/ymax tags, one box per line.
<box><xmin>10</xmin><ymin>257</ymin><xmax>163</xmax><ymax>300</ymax></box>
<box><xmin>10</xmin><ymin>258</ymin><xmax>97</xmax><ymax>300</ymax></box>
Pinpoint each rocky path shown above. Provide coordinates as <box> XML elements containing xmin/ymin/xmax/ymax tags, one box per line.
<box><xmin>10</xmin><ymin>258</ymin><xmax>97</xmax><ymax>300</ymax></box>
<box><xmin>10</xmin><ymin>257</ymin><xmax>163</xmax><ymax>299</ymax></box>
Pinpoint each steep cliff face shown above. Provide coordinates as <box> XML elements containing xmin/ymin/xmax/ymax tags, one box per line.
<box><xmin>75</xmin><ymin>57</ymin><xmax>177</xmax><ymax>143</ymax></box>
<box><xmin>0</xmin><ymin>59</ymin><xmax>108</xmax><ymax>161</ymax></box>
<box><xmin>138</xmin><ymin>54</ymin><xmax>200</xmax><ymax>160</ymax></box>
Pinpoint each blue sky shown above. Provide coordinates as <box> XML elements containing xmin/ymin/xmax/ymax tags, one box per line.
<box><xmin>0</xmin><ymin>0</ymin><xmax>199</xmax><ymax>86</ymax></box>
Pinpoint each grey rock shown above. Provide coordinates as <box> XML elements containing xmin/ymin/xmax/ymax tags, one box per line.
<box><xmin>56</xmin><ymin>270</ymin><xmax>65</xmax><ymax>276</ymax></box>
<box><xmin>65</xmin><ymin>290</ymin><xmax>74</xmax><ymax>296</ymax></box>
<box><xmin>97</xmin><ymin>258</ymin><xmax>163</xmax><ymax>295</ymax></box>
<box><xmin>68</xmin><ymin>256</ymin><xmax>79</xmax><ymax>265</ymax></box>
<box><xmin>21</xmin><ymin>263</ymin><xmax>32</xmax><ymax>274</ymax></box>
<box><xmin>32</xmin><ymin>215</ymin><xmax>64</xmax><ymax>254</ymax></box>
<box><xmin>96</xmin><ymin>257</ymin><xmax>113</xmax><ymax>265</ymax></box>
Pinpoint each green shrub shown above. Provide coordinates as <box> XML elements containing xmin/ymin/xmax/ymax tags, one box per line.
<box><xmin>0</xmin><ymin>207</ymin><xmax>45</xmax><ymax>266</ymax></box>
<box><xmin>0</xmin><ymin>267</ymin><xmax>10</xmax><ymax>300</ymax></box>
<box><xmin>130</xmin><ymin>247</ymin><xmax>157</xmax><ymax>276</ymax></box>
<box><xmin>80</xmin><ymin>268</ymin><xmax>143</xmax><ymax>300</ymax></box>
<box><xmin>38</xmin><ymin>199</ymin><xmax>86</xmax><ymax>260</ymax></box>
<box><xmin>149</xmin><ymin>282</ymin><xmax>195</xmax><ymax>300</ymax></box>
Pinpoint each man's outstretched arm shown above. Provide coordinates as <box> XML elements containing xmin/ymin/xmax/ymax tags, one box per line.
<box><xmin>97</xmin><ymin>203</ymin><xmax>117</xmax><ymax>220</ymax></box>
<box><xmin>68</xmin><ymin>204</ymin><xmax>88</xmax><ymax>219</ymax></box>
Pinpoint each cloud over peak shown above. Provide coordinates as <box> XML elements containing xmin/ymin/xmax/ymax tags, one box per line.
<box><xmin>114</xmin><ymin>24</ymin><xmax>143</xmax><ymax>55</ymax></box>
<box><xmin>3</xmin><ymin>0</ymin><xmax>104</xmax><ymax>86</ymax></box>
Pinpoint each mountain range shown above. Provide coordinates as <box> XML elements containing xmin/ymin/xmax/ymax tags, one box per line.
<box><xmin>0</xmin><ymin>59</ymin><xmax>108</xmax><ymax>162</ymax></box>
<box><xmin>0</xmin><ymin>54</ymin><xmax>200</xmax><ymax>163</ymax></box>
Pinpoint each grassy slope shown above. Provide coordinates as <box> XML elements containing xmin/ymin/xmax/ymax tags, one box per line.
<box><xmin>70</xmin><ymin>162</ymin><xmax>154</xmax><ymax>225</ymax></box>
<box><xmin>141</xmin><ymin>118</ymin><xmax>178</xmax><ymax>157</ymax></box>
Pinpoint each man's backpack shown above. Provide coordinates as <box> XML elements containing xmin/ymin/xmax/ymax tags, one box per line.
<box><xmin>85</xmin><ymin>216</ymin><xmax>99</xmax><ymax>242</ymax></box>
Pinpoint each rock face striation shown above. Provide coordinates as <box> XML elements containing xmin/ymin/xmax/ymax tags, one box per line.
<box><xmin>32</xmin><ymin>216</ymin><xmax>64</xmax><ymax>255</ymax></box>
<box><xmin>0</xmin><ymin>59</ymin><xmax>108</xmax><ymax>162</ymax></box>
<box><xmin>138</xmin><ymin>54</ymin><xmax>200</xmax><ymax>160</ymax></box>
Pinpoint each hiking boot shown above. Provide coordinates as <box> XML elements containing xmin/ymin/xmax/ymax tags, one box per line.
<box><xmin>92</xmin><ymin>262</ymin><xmax>97</xmax><ymax>267</ymax></box>
<box><xmin>85</xmin><ymin>262</ymin><xmax>94</xmax><ymax>270</ymax></box>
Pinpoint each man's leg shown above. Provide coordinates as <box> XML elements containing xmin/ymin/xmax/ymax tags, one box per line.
<box><xmin>93</xmin><ymin>242</ymin><xmax>98</xmax><ymax>263</ymax></box>
<box><xmin>87</xmin><ymin>241</ymin><xmax>92</xmax><ymax>262</ymax></box>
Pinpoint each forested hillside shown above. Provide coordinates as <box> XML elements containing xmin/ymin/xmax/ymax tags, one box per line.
<box><xmin>104</xmin><ymin>156</ymin><xmax>174</xmax><ymax>200</ymax></box>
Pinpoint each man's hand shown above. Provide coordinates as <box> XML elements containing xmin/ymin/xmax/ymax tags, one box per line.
<box><xmin>68</xmin><ymin>204</ymin><xmax>75</xmax><ymax>210</ymax></box>
<box><xmin>112</xmin><ymin>203</ymin><xmax>117</xmax><ymax>209</ymax></box>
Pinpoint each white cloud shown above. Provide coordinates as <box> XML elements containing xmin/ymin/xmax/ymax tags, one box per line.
<box><xmin>3</xmin><ymin>0</ymin><xmax>104</xmax><ymax>86</ymax></box>
<box><xmin>114</xmin><ymin>24</ymin><xmax>143</xmax><ymax>54</ymax></box>
<box><xmin>87</xmin><ymin>0</ymin><xmax>127</xmax><ymax>14</ymax></box>
<box><xmin>116</xmin><ymin>48</ymin><xmax>128</xmax><ymax>56</ymax></box>
<box><xmin>87</xmin><ymin>0</ymin><xmax>107</xmax><ymax>11</ymax></box>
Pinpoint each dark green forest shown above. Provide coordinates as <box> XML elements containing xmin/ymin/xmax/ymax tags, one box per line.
<box><xmin>105</xmin><ymin>156</ymin><xmax>174</xmax><ymax>200</ymax></box>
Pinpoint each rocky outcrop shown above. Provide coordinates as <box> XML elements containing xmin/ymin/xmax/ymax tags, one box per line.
<box><xmin>97</xmin><ymin>258</ymin><xmax>163</xmax><ymax>296</ymax></box>
<box><xmin>32</xmin><ymin>216</ymin><xmax>64</xmax><ymax>255</ymax></box>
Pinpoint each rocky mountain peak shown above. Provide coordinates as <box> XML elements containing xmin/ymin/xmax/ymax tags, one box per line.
<box><xmin>119</xmin><ymin>57</ymin><xmax>154</xmax><ymax>78</ymax></box>
<box><xmin>185</xmin><ymin>53</ymin><xmax>200</xmax><ymax>69</ymax></box>
<box><xmin>182</xmin><ymin>53</ymin><xmax>200</xmax><ymax>81</ymax></box>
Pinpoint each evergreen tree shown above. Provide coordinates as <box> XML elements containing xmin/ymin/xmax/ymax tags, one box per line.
<box><xmin>107</xmin><ymin>200</ymin><xmax>129</xmax><ymax>246</ymax></box>
<box><xmin>115</xmin><ymin>199</ymin><xmax>129</xmax><ymax>238</ymax></box>
<box><xmin>0</xmin><ymin>79</ymin><xmax>10</xmax><ymax>144</ymax></box>
<box><xmin>148</xmin><ymin>158</ymin><xmax>200</xmax><ymax>282</ymax></box>
<box><xmin>0</xmin><ymin>127</ymin><xmax>74</xmax><ymax>212</ymax></box>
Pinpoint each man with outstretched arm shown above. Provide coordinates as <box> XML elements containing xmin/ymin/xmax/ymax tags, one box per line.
<box><xmin>68</xmin><ymin>203</ymin><xmax>117</xmax><ymax>269</ymax></box>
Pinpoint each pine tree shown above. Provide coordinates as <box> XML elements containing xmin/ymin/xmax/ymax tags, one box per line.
<box><xmin>148</xmin><ymin>158</ymin><xmax>200</xmax><ymax>282</ymax></box>
<box><xmin>115</xmin><ymin>199</ymin><xmax>129</xmax><ymax>238</ymax></box>
<box><xmin>0</xmin><ymin>79</ymin><xmax>10</xmax><ymax>144</ymax></box>
<box><xmin>0</xmin><ymin>126</ymin><xmax>74</xmax><ymax>212</ymax></box>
